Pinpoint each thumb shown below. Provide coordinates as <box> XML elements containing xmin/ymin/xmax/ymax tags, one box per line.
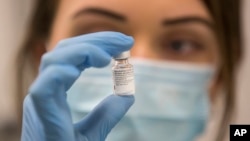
<box><xmin>74</xmin><ymin>95</ymin><xmax>134</xmax><ymax>141</ymax></box>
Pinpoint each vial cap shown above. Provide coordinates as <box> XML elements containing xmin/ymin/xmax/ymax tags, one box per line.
<box><xmin>114</xmin><ymin>51</ymin><xmax>130</xmax><ymax>59</ymax></box>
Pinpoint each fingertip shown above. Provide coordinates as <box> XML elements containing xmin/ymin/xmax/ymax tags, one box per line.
<box><xmin>110</xmin><ymin>94</ymin><xmax>135</xmax><ymax>107</ymax></box>
<box><xmin>123</xmin><ymin>35</ymin><xmax>134</xmax><ymax>48</ymax></box>
<box><xmin>91</xmin><ymin>51</ymin><xmax>112</xmax><ymax>68</ymax></box>
<box><xmin>109</xmin><ymin>31</ymin><xmax>134</xmax><ymax>44</ymax></box>
<box><xmin>98</xmin><ymin>94</ymin><xmax>135</xmax><ymax>119</ymax></box>
<box><xmin>96</xmin><ymin>31</ymin><xmax>134</xmax><ymax>52</ymax></box>
<box><xmin>83</xmin><ymin>94</ymin><xmax>135</xmax><ymax>122</ymax></box>
<box><xmin>114</xmin><ymin>32</ymin><xmax>134</xmax><ymax>50</ymax></box>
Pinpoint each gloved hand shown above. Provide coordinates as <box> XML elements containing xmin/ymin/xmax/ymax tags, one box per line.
<box><xmin>21</xmin><ymin>31</ymin><xmax>135</xmax><ymax>141</ymax></box>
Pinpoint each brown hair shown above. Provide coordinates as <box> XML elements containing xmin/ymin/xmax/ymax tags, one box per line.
<box><xmin>203</xmin><ymin>0</ymin><xmax>242</xmax><ymax>140</ymax></box>
<box><xmin>16</xmin><ymin>0</ymin><xmax>242</xmax><ymax>140</ymax></box>
<box><xmin>16</xmin><ymin>0</ymin><xmax>59</xmax><ymax>132</ymax></box>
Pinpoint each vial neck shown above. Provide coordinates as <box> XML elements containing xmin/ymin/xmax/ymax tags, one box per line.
<box><xmin>115</xmin><ymin>59</ymin><xmax>129</xmax><ymax>64</ymax></box>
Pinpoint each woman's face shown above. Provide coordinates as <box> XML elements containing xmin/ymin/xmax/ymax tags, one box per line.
<box><xmin>46</xmin><ymin>0</ymin><xmax>219</xmax><ymax>98</ymax></box>
<box><xmin>48</xmin><ymin>0</ymin><xmax>218</xmax><ymax>64</ymax></box>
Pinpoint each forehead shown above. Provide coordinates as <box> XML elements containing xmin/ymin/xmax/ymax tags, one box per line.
<box><xmin>58</xmin><ymin>0</ymin><xmax>212</xmax><ymax>21</ymax></box>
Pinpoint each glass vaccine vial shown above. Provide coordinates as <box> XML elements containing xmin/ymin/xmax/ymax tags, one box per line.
<box><xmin>112</xmin><ymin>51</ymin><xmax>135</xmax><ymax>95</ymax></box>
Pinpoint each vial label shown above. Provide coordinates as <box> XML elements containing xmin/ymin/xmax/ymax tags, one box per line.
<box><xmin>112</xmin><ymin>67</ymin><xmax>135</xmax><ymax>95</ymax></box>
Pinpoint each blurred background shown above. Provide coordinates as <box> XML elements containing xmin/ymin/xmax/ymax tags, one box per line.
<box><xmin>0</xmin><ymin>0</ymin><xmax>249</xmax><ymax>140</ymax></box>
<box><xmin>0</xmin><ymin>0</ymin><xmax>33</xmax><ymax>140</ymax></box>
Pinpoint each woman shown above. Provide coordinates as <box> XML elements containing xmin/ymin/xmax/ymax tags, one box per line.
<box><xmin>18</xmin><ymin>0</ymin><xmax>241</xmax><ymax>141</ymax></box>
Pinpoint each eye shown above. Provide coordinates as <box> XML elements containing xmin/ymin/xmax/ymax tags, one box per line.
<box><xmin>163</xmin><ymin>38</ymin><xmax>204</xmax><ymax>55</ymax></box>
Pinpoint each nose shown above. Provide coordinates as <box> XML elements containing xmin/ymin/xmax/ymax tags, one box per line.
<box><xmin>130</xmin><ymin>36</ymin><xmax>156</xmax><ymax>59</ymax></box>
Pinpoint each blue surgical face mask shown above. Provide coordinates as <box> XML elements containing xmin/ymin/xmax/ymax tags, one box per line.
<box><xmin>67</xmin><ymin>58</ymin><xmax>215</xmax><ymax>141</ymax></box>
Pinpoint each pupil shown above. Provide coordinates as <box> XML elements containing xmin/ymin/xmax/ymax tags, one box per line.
<box><xmin>171</xmin><ymin>41</ymin><xmax>184</xmax><ymax>51</ymax></box>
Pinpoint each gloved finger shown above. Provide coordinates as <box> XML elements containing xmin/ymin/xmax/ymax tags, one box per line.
<box><xmin>40</xmin><ymin>31</ymin><xmax>134</xmax><ymax>72</ymax></box>
<box><xmin>74</xmin><ymin>95</ymin><xmax>135</xmax><ymax>140</ymax></box>
<box><xmin>38</xmin><ymin>64</ymin><xmax>82</xmax><ymax>92</ymax></box>
<box><xmin>40</xmin><ymin>44</ymin><xmax>111</xmax><ymax>72</ymax></box>
<box><xmin>55</xmin><ymin>31</ymin><xmax>133</xmax><ymax>55</ymax></box>
<box><xmin>29</xmin><ymin>65</ymin><xmax>80</xmax><ymax>141</ymax></box>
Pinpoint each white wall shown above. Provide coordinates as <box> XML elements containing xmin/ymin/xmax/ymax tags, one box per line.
<box><xmin>0</xmin><ymin>0</ymin><xmax>33</xmax><ymax>125</ymax></box>
<box><xmin>236</xmin><ymin>0</ymin><xmax>250</xmax><ymax>123</ymax></box>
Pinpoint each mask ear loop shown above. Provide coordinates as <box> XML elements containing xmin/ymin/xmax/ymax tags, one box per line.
<box><xmin>197</xmin><ymin>66</ymin><xmax>223</xmax><ymax>141</ymax></box>
<box><xmin>208</xmin><ymin>66</ymin><xmax>222</xmax><ymax>103</ymax></box>
<box><xmin>197</xmin><ymin>87</ymin><xmax>224</xmax><ymax>141</ymax></box>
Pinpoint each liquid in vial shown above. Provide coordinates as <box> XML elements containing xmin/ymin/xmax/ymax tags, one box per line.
<box><xmin>112</xmin><ymin>51</ymin><xmax>135</xmax><ymax>95</ymax></box>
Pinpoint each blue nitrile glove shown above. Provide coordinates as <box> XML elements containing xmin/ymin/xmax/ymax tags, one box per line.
<box><xmin>21</xmin><ymin>31</ymin><xmax>135</xmax><ymax>141</ymax></box>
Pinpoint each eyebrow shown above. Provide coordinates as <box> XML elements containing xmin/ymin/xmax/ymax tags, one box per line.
<box><xmin>73</xmin><ymin>7</ymin><xmax>126</xmax><ymax>22</ymax></box>
<box><xmin>162</xmin><ymin>17</ymin><xmax>214</xmax><ymax>30</ymax></box>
